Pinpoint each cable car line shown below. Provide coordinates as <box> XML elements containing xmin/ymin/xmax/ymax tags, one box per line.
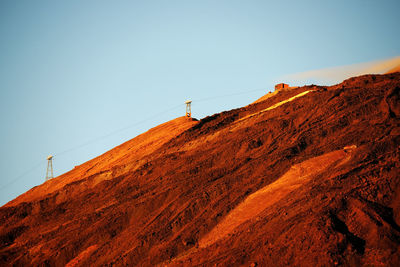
<box><xmin>1</xmin><ymin>86</ymin><xmax>269</xmax><ymax>191</ymax></box>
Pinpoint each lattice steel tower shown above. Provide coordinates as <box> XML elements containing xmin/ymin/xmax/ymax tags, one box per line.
<box><xmin>46</xmin><ymin>155</ymin><xmax>54</xmax><ymax>181</ymax></box>
<box><xmin>185</xmin><ymin>100</ymin><xmax>192</xmax><ymax>117</ymax></box>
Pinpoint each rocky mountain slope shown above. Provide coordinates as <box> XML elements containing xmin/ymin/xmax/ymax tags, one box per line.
<box><xmin>1</xmin><ymin>73</ymin><xmax>400</xmax><ymax>266</ymax></box>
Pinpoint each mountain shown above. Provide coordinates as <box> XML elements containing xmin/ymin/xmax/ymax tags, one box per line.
<box><xmin>1</xmin><ymin>72</ymin><xmax>400</xmax><ymax>266</ymax></box>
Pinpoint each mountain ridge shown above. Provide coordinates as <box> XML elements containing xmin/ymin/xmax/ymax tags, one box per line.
<box><xmin>6</xmin><ymin>116</ymin><xmax>198</xmax><ymax>207</ymax></box>
<box><xmin>1</xmin><ymin>72</ymin><xmax>400</xmax><ymax>266</ymax></box>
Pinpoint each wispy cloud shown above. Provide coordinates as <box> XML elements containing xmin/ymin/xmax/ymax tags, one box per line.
<box><xmin>281</xmin><ymin>56</ymin><xmax>400</xmax><ymax>86</ymax></box>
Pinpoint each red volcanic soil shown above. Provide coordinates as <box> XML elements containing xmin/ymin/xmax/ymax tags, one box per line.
<box><xmin>1</xmin><ymin>73</ymin><xmax>400</xmax><ymax>266</ymax></box>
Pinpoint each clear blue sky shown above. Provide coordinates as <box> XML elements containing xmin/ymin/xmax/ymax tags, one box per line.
<box><xmin>1</xmin><ymin>0</ymin><xmax>399</xmax><ymax>205</ymax></box>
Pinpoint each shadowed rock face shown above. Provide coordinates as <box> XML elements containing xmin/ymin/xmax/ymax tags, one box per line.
<box><xmin>1</xmin><ymin>73</ymin><xmax>400</xmax><ymax>266</ymax></box>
